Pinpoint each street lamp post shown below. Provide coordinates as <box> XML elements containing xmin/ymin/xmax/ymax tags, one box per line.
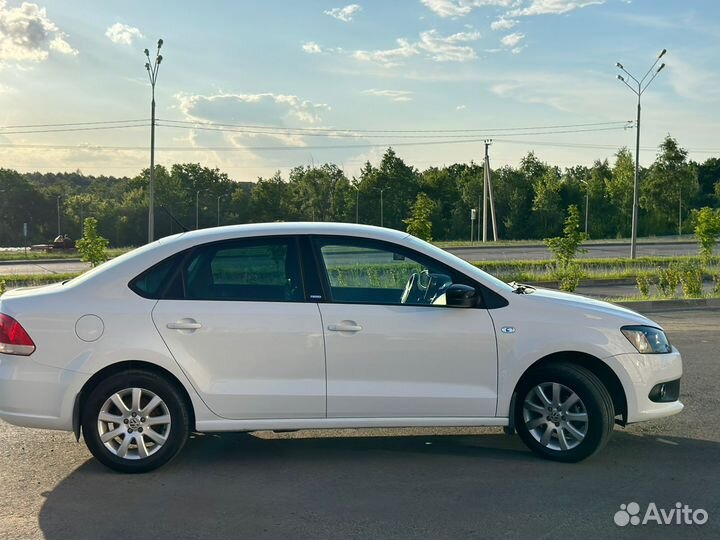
<box><xmin>216</xmin><ymin>195</ymin><xmax>225</xmax><ymax>227</ymax></box>
<box><xmin>351</xmin><ymin>182</ymin><xmax>360</xmax><ymax>224</ymax></box>
<box><xmin>580</xmin><ymin>179</ymin><xmax>589</xmax><ymax>235</ymax></box>
<box><xmin>375</xmin><ymin>187</ymin><xmax>389</xmax><ymax>227</ymax></box>
<box><xmin>56</xmin><ymin>195</ymin><xmax>63</xmax><ymax>236</ymax></box>
<box><xmin>196</xmin><ymin>190</ymin><xmax>206</xmax><ymax>230</ymax></box>
<box><xmin>144</xmin><ymin>39</ymin><xmax>164</xmax><ymax>244</ymax></box>
<box><xmin>616</xmin><ymin>49</ymin><xmax>666</xmax><ymax>259</ymax></box>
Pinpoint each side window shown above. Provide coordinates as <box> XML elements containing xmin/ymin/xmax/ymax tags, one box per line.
<box><xmin>315</xmin><ymin>238</ymin><xmax>456</xmax><ymax>306</ymax></box>
<box><xmin>182</xmin><ymin>238</ymin><xmax>304</xmax><ymax>302</ymax></box>
<box><xmin>130</xmin><ymin>253</ymin><xmax>184</xmax><ymax>299</ymax></box>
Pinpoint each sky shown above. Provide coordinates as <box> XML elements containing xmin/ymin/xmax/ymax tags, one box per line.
<box><xmin>0</xmin><ymin>0</ymin><xmax>718</xmax><ymax>181</ymax></box>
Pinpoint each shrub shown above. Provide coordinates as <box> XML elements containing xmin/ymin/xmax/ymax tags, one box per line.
<box><xmin>713</xmin><ymin>273</ymin><xmax>720</xmax><ymax>295</ymax></box>
<box><xmin>0</xmin><ymin>279</ymin><xmax>5</xmax><ymax>297</ymax></box>
<box><xmin>636</xmin><ymin>273</ymin><xmax>652</xmax><ymax>297</ymax></box>
<box><xmin>404</xmin><ymin>192</ymin><xmax>436</xmax><ymax>241</ymax></box>
<box><xmin>678</xmin><ymin>260</ymin><xmax>704</xmax><ymax>298</ymax></box>
<box><xmin>657</xmin><ymin>265</ymin><xmax>680</xmax><ymax>297</ymax></box>
<box><xmin>76</xmin><ymin>217</ymin><xmax>110</xmax><ymax>268</ymax></box>
<box><xmin>554</xmin><ymin>263</ymin><xmax>585</xmax><ymax>292</ymax></box>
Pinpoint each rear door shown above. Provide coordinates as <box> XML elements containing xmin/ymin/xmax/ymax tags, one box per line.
<box><xmin>151</xmin><ymin>236</ymin><xmax>326</xmax><ymax>420</ymax></box>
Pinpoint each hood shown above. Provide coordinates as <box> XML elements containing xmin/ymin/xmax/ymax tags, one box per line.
<box><xmin>522</xmin><ymin>286</ymin><xmax>658</xmax><ymax>328</ymax></box>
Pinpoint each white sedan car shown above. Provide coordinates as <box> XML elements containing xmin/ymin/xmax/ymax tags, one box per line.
<box><xmin>0</xmin><ymin>223</ymin><xmax>682</xmax><ymax>472</ymax></box>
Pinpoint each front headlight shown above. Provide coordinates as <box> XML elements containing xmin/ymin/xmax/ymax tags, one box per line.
<box><xmin>621</xmin><ymin>325</ymin><xmax>672</xmax><ymax>354</ymax></box>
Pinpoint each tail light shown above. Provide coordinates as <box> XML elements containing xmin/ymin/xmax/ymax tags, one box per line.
<box><xmin>0</xmin><ymin>314</ymin><xmax>36</xmax><ymax>356</ymax></box>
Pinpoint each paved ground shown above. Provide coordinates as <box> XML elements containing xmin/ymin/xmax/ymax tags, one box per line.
<box><xmin>0</xmin><ymin>241</ymin><xmax>701</xmax><ymax>276</ymax></box>
<box><xmin>0</xmin><ymin>307</ymin><xmax>718</xmax><ymax>540</ymax></box>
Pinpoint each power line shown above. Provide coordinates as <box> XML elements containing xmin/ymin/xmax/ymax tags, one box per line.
<box><xmin>155</xmin><ymin>122</ymin><xmax>632</xmax><ymax>139</ymax></box>
<box><xmin>0</xmin><ymin>124</ymin><xmax>148</xmax><ymax>135</ymax></box>
<box><xmin>0</xmin><ymin>119</ymin><xmax>147</xmax><ymax>129</ymax></box>
<box><xmin>157</xmin><ymin>118</ymin><xmax>633</xmax><ymax>134</ymax></box>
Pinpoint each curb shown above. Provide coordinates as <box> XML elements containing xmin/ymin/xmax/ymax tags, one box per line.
<box><xmin>614</xmin><ymin>298</ymin><xmax>720</xmax><ymax>312</ymax></box>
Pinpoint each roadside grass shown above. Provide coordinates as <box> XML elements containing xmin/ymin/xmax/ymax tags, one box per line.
<box><xmin>0</xmin><ymin>247</ymin><xmax>130</xmax><ymax>261</ymax></box>
<box><xmin>434</xmin><ymin>234</ymin><xmax>696</xmax><ymax>249</ymax></box>
<box><xmin>474</xmin><ymin>255</ymin><xmax>719</xmax><ymax>282</ymax></box>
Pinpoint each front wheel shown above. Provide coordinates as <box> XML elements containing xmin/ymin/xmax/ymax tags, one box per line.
<box><xmin>514</xmin><ymin>363</ymin><xmax>615</xmax><ymax>462</ymax></box>
<box><xmin>81</xmin><ymin>370</ymin><xmax>190</xmax><ymax>473</ymax></box>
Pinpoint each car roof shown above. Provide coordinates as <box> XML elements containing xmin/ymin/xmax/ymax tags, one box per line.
<box><xmin>164</xmin><ymin>222</ymin><xmax>410</xmax><ymax>247</ymax></box>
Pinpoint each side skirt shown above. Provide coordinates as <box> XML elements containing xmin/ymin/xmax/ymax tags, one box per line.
<box><xmin>196</xmin><ymin>416</ymin><xmax>509</xmax><ymax>433</ymax></box>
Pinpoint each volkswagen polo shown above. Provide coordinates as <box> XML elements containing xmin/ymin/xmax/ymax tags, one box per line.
<box><xmin>0</xmin><ymin>223</ymin><xmax>683</xmax><ymax>472</ymax></box>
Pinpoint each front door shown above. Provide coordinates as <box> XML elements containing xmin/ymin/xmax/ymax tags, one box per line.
<box><xmin>313</xmin><ymin>236</ymin><xmax>498</xmax><ymax>418</ymax></box>
<box><xmin>152</xmin><ymin>236</ymin><xmax>326</xmax><ymax>420</ymax></box>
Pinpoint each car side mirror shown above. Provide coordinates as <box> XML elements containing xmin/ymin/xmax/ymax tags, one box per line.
<box><xmin>445</xmin><ymin>284</ymin><xmax>478</xmax><ymax>308</ymax></box>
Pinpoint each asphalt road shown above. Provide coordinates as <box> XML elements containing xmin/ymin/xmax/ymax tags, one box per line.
<box><xmin>0</xmin><ymin>307</ymin><xmax>718</xmax><ymax>540</ymax></box>
<box><xmin>0</xmin><ymin>241</ymin><xmax>701</xmax><ymax>276</ymax></box>
<box><xmin>448</xmin><ymin>240</ymin><xmax>699</xmax><ymax>261</ymax></box>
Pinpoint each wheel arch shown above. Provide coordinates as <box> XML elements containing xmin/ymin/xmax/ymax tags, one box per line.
<box><xmin>74</xmin><ymin>360</ymin><xmax>196</xmax><ymax>440</ymax></box>
<box><xmin>513</xmin><ymin>351</ymin><xmax>628</xmax><ymax>425</ymax></box>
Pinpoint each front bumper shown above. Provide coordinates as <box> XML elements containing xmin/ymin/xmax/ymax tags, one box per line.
<box><xmin>609</xmin><ymin>346</ymin><xmax>684</xmax><ymax>423</ymax></box>
<box><xmin>0</xmin><ymin>353</ymin><xmax>87</xmax><ymax>431</ymax></box>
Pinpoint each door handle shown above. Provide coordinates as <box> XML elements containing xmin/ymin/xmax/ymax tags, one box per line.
<box><xmin>327</xmin><ymin>321</ymin><xmax>362</xmax><ymax>333</ymax></box>
<box><xmin>166</xmin><ymin>319</ymin><xmax>202</xmax><ymax>331</ymax></box>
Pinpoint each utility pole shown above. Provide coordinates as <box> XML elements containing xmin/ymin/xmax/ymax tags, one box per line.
<box><xmin>616</xmin><ymin>48</ymin><xmax>666</xmax><ymax>259</ymax></box>
<box><xmin>144</xmin><ymin>39</ymin><xmax>164</xmax><ymax>243</ymax></box>
<box><xmin>217</xmin><ymin>195</ymin><xmax>223</xmax><ymax>227</ymax></box>
<box><xmin>482</xmin><ymin>140</ymin><xmax>498</xmax><ymax>242</ymax></box>
<box><xmin>351</xmin><ymin>182</ymin><xmax>360</xmax><ymax>223</ymax></box>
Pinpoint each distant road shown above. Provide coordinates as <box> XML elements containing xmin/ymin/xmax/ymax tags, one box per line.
<box><xmin>447</xmin><ymin>241</ymin><xmax>698</xmax><ymax>262</ymax></box>
<box><xmin>0</xmin><ymin>241</ymin><xmax>700</xmax><ymax>277</ymax></box>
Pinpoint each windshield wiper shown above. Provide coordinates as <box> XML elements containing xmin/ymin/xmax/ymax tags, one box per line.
<box><xmin>509</xmin><ymin>281</ymin><xmax>536</xmax><ymax>294</ymax></box>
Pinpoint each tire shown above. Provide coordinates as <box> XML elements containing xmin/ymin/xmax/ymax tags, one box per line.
<box><xmin>514</xmin><ymin>363</ymin><xmax>614</xmax><ymax>463</ymax></box>
<box><xmin>81</xmin><ymin>369</ymin><xmax>190</xmax><ymax>473</ymax></box>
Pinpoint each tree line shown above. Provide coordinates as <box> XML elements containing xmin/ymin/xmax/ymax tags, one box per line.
<box><xmin>0</xmin><ymin>135</ymin><xmax>717</xmax><ymax>247</ymax></box>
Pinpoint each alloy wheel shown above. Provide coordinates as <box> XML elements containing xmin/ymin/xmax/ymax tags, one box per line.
<box><xmin>522</xmin><ymin>382</ymin><xmax>589</xmax><ymax>451</ymax></box>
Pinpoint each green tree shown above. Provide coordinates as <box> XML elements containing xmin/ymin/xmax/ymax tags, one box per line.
<box><xmin>693</xmin><ymin>207</ymin><xmax>720</xmax><ymax>263</ymax></box>
<box><xmin>404</xmin><ymin>192</ymin><xmax>436</xmax><ymax>241</ymax></box>
<box><xmin>76</xmin><ymin>217</ymin><xmax>110</xmax><ymax>267</ymax></box>
<box><xmin>545</xmin><ymin>205</ymin><xmax>588</xmax><ymax>267</ymax></box>
<box><xmin>641</xmin><ymin>136</ymin><xmax>699</xmax><ymax>235</ymax></box>
<box><xmin>606</xmin><ymin>148</ymin><xmax>635</xmax><ymax>237</ymax></box>
<box><xmin>532</xmin><ymin>167</ymin><xmax>563</xmax><ymax>236</ymax></box>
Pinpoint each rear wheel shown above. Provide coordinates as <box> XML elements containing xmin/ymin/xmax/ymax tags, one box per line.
<box><xmin>515</xmin><ymin>363</ymin><xmax>614</xmax><ymax>462</ymax></box>
<box><xmin>81</xmin><ymin>370</ymin><xmax>190</xmax><ymax>473</ymax></box>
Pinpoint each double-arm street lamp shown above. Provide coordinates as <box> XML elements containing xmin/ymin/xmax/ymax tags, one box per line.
<box><xmin>579</xmin><ymin>179</ymin><xmax>589</xmax><ymax>235</ymax></box>
<box><xmin>144</xmin><ymin>39</ymin><xmax>164</xmax><ymax>243</ymax></box>
<box><xmin>616</xmin><ymin>48</ymin><xmax>666</xmax><ymax>259</ymax></box>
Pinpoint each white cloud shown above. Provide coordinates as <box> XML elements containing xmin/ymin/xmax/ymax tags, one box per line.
<box><xmin>418</xmin><ymin>29</ymin><xmax>481</xmax><ymax>62</ymax></box>
<box><xmin>508</xmin><ymin>0</ymin><xmax>604</xmax><ymax>16</ymax></box>
<box><xmin>362</xmin><ymin>89</ymin><xmax>413</xmax><ymax>102</ymax></box>
<box><xmin>511</xmin><ymin>45</ymin><xmax>526</xmax><ymax>54</ymax></box>
<box><xmin>324</xmin><ymin>4</ymin><xmax>362</xmax><ymax>22</ymax></box>
<box><xmin>456</xmin><ymin>104</ymin><xmax>467</xmax><ymax>110</ymax></box>
<box><xmin>0</xmin><ymin>0</ymin><xmax>77</xmax><ymax>61</ymax></box>
<box><xmin>302</xmin><ymin>41</ymin><xmax>322</xmax><ymax>54</ymax></box>
<box><xmin>421</xmin><ymin>0</ymin><xmax>514</xmax><ymax>18</ymax></box>
<box><xmin>105</xmin><ymin>23</ymin><xmax>143</xmax><ymax>46</ymax></box>
<box><xmin>353</xmin><ymin>38</ymin><xmax>419</xmax><ymax>67</ymax></box>
<box><xmin>176</xmin><ymin>92</ymin><xmax>331</xmax><ymax>128</ymax></box>
<box><xmin>353</xmin><ymin>29</ymin><xmax>480</xmax><ymax>66</ymax></box>
<box><xmin>501</xmin><ymin>32</ymin><xmax>525</xmax><ymax>48</ymax></box>
<box><xmin>490</xmin><ymin>17</ymin><xmax>518</xmax><ymax>30</ymax></box>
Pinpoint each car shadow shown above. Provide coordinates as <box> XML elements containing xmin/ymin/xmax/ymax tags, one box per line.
<box><xmin>38</xmin><ymin>430</ymin><xmax>720</xmax><ymax>540</ymax></box>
